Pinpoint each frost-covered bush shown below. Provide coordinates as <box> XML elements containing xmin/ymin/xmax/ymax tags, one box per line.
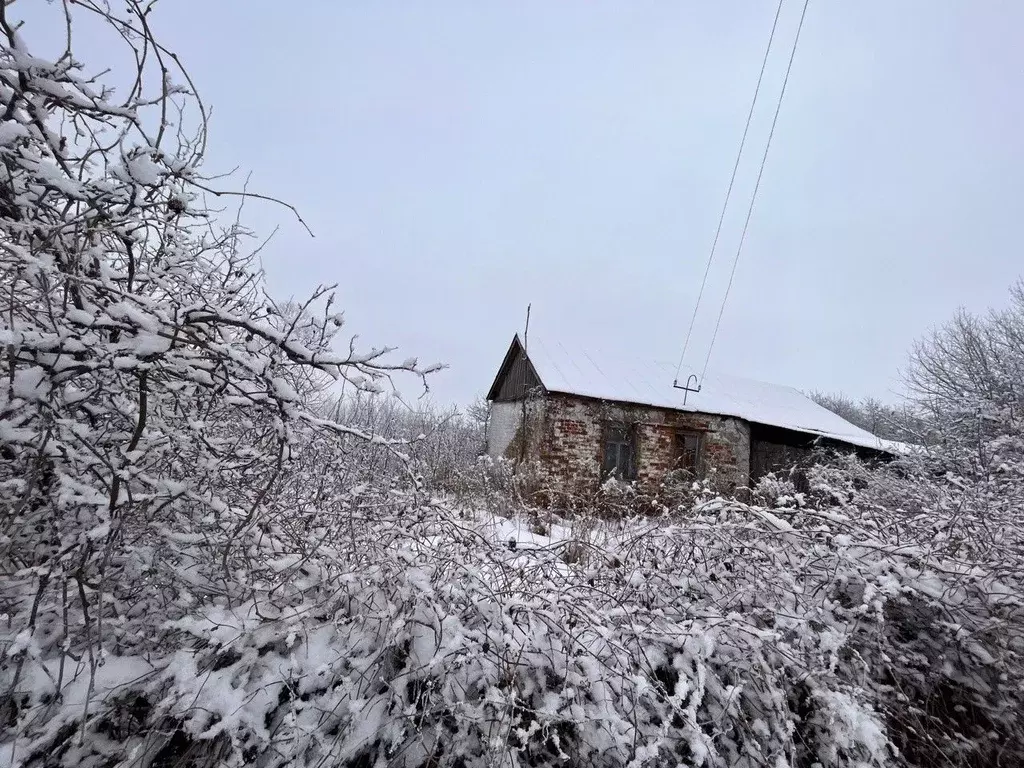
<box><xmin>802</xmin><ymin>450</ymin><xmax>1024</xmax><ymax>767</ymax></box>
<box><xmin>6</xmin><ymin>496</ymin><xmax>901</xmax><ymax>768</ymax></box>
<box><xmin>12</xmin><ymin>465</ymin><xmax>1024</xmax><ymax>768</ymax></box>
<box><xmin>323</xmin><ymin>392</ymin><xmax>485</xmax><ymax>490</ymax></box>
<box><xmin>0</xmin><ymin>0</ymin><xmax>432</xmax><ymax>761</ymax></box>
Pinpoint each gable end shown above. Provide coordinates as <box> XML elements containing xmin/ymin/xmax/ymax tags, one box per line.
<box><xmin>486</xmin><ymin>335</ymin><xmax>544</xmax><ymax>402</ymax></box>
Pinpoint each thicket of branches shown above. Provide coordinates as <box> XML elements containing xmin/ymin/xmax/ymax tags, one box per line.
<box><xmin>2</xmin><ymin>4</ymin><xmax>1023</xmax><ymax>768</ymax></box>
<box><xmin>907</xmin><ymin>282</ymin><xmax>1024</xmax><ymax>457</ymax></box>
<box><xmin>808</xmin><ymin>391</ymin><xmax>929</xmax><ymax>444</ymax></box>
<box><xmin>813</xmin><ymin>280</ymin><xmax>1024</xmax><ymax>456</ymax></box>
<box><xmin>321</xmin><ymin>392</ymin><xmax>486</xmax><ymax>489</ymax></box>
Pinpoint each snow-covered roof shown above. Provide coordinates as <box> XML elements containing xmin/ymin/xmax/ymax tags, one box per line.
<box><xmin>512</xmin><ymin>335</ymin><xmax>907</xmax><ymax>454</ymax></box>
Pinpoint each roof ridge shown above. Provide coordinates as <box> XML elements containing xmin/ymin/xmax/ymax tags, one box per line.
<box><xmin>503</xmin><ymin>331</ymin><xmax>898</xmax><ymax>453</ymax></box>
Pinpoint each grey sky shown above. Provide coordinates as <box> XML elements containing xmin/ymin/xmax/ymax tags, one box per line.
<box><xmin>22</xmin><ymin>1</ymin><xmax>1024</xmax><ymax>408</ymax></box>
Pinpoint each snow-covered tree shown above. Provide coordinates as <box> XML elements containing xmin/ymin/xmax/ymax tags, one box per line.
<box><xmin>808</xmin><ymin>391</ymin><xmax>930</xmax><ymax>444</ymax></box>
<box><xmin>906</xmin><ymin>281</ymin><xmax>1024</xmax><ymax>462</ymax></box>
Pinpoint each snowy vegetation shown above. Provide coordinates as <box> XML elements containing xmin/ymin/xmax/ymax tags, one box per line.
<box><xmin>2</xmin><ymin>4</ymin><xmax>1023</xmax><ymax>767</ymax></box>
<box><xmin>807</xmin><ymin>392</ymin><xmax>928</xmax><ymax>445</ymax></box>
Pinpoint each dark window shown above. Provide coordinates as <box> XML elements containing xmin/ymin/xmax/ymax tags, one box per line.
<box><xmin>674</xmin><ymin>430</ymin><xmax>703</xmax><ymax>476</ymax></box>
<box><xmin>602</xmin><ymin>424</ymin><xmax>637</xmax><ymax>480</ymax></box>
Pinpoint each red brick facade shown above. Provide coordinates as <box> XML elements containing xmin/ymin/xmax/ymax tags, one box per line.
<box><xmin>513</xmin><ymin>393</ymin><xmax>751</xmax><ymax>495</ymax></box>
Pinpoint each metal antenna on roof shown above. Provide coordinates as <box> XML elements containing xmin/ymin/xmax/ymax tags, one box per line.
<box><xmin>679</xmin><ymin>373</ymin><xmax>700</xmax><ymax>405</ymax></box>
<box><xmin>518</xmin><ymin>303</ymin><xmax>533</xmax><ymax>466</ymax></box>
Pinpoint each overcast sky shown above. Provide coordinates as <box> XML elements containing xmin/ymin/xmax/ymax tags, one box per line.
<box><xmin>21</xmin><ymin>1</ymin><xmax>1024</xmax><ymax>408</ymax></box>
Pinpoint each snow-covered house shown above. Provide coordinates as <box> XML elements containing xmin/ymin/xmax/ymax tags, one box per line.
<box><xmin>485</xmin><ymin>334</ymin><xmax>903</xmax><ymax>496</ymax></box>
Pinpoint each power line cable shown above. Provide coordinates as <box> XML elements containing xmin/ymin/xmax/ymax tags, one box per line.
<box><xmin>673</xmin><ymin>0</ymin><xmax>786</xmax><ymax>386</ymax></box>
<box><xmin>700</xmin><ymin>0</ymin><xmax>811</xmax><ymax>383</ymax></box>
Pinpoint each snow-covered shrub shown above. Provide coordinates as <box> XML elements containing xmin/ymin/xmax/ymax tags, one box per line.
<box><xmin>801</xmin><ymin>451</ymin><xmax>1024</xmax><ymax>767</ymax></box>
<box><xmin>323</xmin><ymin>392</ymin><xmax>486</xmax><ymax>491</ymax></box>
<box><xmin>6</xmin><ymin>495</ymin><xmax>902</xmax><ymax>768</ymax></box>
<box><xmin>446</xmin><ymin>454</ymin><xmax>544</xmax><ymax>520</ymax></box>
<box><xmin>0</xmin><ymin>2</ymin><xmax>434</xmax><ymax>761</ymax></box>
<box><xmin>12</xmin><ymin>445</ymin><xmax>1024</xmax><ymax>768</ymax></box>
<box><xmin>750</xmin><ymin>472</ymin><xmax>802</xmax><ymax>508</ymax></box>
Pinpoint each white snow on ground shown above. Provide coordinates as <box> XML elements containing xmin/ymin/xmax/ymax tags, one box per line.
<box><xmin>473</xmin><ymin>510</ymin><xmax>632</xmax><ymax>557</ymax></box>
<box><xmin>479</xmin><ymin>514</ymin><xmax>569</xmax><ymax>548</ymax></box>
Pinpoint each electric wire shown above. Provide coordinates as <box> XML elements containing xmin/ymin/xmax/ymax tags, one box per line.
<box><xmin>673</xmin><ymin>0</ymin><xmax>786</xmax><ymax>386</ymax></box>
<box><xmin>699</xmin><ymin>0</ymin><xmax>812</xmax><ymax>383</ymax></box>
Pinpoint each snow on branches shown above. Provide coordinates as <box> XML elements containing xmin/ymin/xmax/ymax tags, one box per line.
<box><xmin>0</xmin><ymin>2</ymin><xmax>435</xmax><ymax>763</ymax></box>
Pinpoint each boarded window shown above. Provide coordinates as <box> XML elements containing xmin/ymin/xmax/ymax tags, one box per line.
<box><xmin>674</xmin><ymin>430</ymin><xmax>703</xmax><ymax>476</ymax></box>
<box><xmin>602</xmin><ymin>424</ymin><xmax>637</xmax><ymax>480</ymax></box>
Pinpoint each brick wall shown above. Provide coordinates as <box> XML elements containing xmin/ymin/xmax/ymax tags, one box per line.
<box><xmin>529</xmin><ymin>394</ymin><xmax>751</xmax><ymax>494</ymax></box>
